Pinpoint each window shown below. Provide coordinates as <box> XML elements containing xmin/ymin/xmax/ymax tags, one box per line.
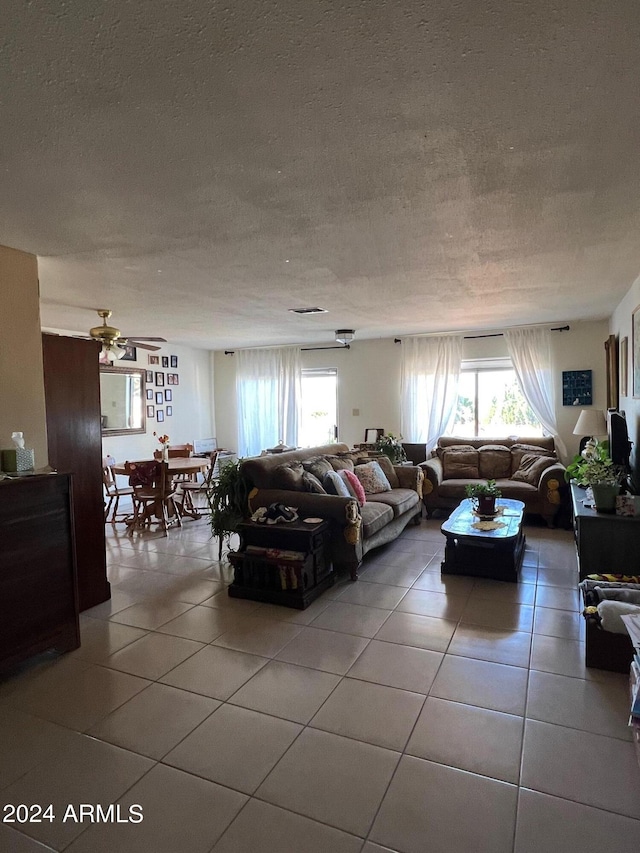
<box><xmin>299</xmin><ymin>368</ymin><xmax>337</xmax><ymax>447</ymax></box>
<box><xmin>448</xmin><ymin>358</ymin><xmax>542</xmax><ymax>438</ymax></box>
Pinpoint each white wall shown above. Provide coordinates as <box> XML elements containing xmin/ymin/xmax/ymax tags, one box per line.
<box><xmin>102</xmin><ymin>342</ymin><xmax>214</xmax><ymax>464</ymax></box>
<box><xmin>0</xmin><ymin>244</ymin><xmax>48</xmax><ymax>467</ymax></box>
<box><xmin>610</xmin><ymin>272</ymin><xmax>640</xmax><ymax>485</ymax></box>
<box><xmin>213</xmin><ymin>319</ymin><xmax>610</xmax><ymax>462</ymax></box>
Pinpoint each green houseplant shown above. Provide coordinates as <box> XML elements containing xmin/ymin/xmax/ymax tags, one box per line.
<box><xmin>375</xmin><ymin>432</ymin><xmax>407</xmax><ymax>464</ymax></box>
<box><xmin>465</xmin><ymin>479</ymin><xmax>502</xmax><ymax>516</ymax></box>
<box><xmin>564</xmin><ymin>440</ymin><xmax>624</xmax><ymax>513</ymax></box>
<box><xmin>207</xmin><ymin>459</ymin><xmax>252</xmax><ymax>559</ymax></box>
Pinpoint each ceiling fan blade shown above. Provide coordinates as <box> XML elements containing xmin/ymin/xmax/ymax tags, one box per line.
<box><xmin>124</xmin><ymin>336</ymin><xmax>167</xmax><ymax>342</ymax></box>
<box><xmin>126</xmin><ymin>341</ymin><xmax>161</xmax><ymax>352</ymax></box>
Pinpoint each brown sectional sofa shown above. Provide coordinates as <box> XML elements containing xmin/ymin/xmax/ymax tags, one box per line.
<box><xmin>420</xmin><ymin>436</ymin><xmax>566</xmax><ymax>527</ymax></box>
<box><xmin>241</xmin><ymin>443</ymin><xmax>423</xmax><ymax>580</ymax></box>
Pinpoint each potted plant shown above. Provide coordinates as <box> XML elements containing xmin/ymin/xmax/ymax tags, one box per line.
<box><xmin>565</xmin><ymin>440</ymin><xmax>624</xmax><ymax>513</ymax></box>
<box><xmin>207</xmin><ymin>459</ymin><xmax>252</xmax><ymax>559</ymax></box>
<box><xmin>375</xmin><ymin>432</ymin><xmax>407</xmax><ymax>464</ymax></box>
<box><xmin>465</xmin><ymin>479</ymin><xmax>502</xmax><ymax>516</ymax></box>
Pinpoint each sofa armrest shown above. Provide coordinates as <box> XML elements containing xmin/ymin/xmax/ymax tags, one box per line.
<box><xmin>394</xmin><ymin>465</ymin><xmax>423</xmax><ymax>492</ymax></box>
<box><xmin>420</xmin><ymin>457</ymin><xmax>443</xmax><ymax>486</ymax></box>
<box><xmin>537</xmin><ymin>462</ymin><xmax>566</xmax><ymax>522</ymax></box>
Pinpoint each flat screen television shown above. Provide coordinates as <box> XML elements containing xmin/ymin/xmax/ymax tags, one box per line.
<box><xmin>607</xmin><ymin>409</ymin><xmax>632</xmax><ymax>471</ymax></box>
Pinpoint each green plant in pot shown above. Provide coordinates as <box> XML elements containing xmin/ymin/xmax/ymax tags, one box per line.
<box><xmin>374</xmin><ymin>432</ymin><xmax>407</xmax><ymax>464</ymax></box>
<box><xmin>207</xmin><ymin>459</ymin><xmax>252</xmax><ymax>559</ymax></box>
<box><xmin>465</xmin><ymin>479</ymin><xmax>502</xmax><ymax>516</ymax></box>
<box><xmin>564</xmin><ymin>440</ymin><xmax>623</xmax><ymax>513</ymax></box>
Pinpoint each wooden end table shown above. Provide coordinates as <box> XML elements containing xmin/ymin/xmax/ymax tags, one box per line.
<box><xmin>440</xmin><ymin>498</ymin><xmax>526</xmax><ymax>582</ymax></box>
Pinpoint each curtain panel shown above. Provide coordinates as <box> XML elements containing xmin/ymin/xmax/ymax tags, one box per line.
<box><xmin>236</xmin><ymin>346</ymin><xmax>301</xmax><ymax>457</ymax></box>
<box><xmin>401</xmin><ymin>335</ymin><xmax>463</xmax><ymax>452</ymax></box>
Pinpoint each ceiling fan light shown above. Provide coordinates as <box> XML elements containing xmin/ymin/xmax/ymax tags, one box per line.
<box><xmin>335</xmin><ymin>329</ymin><xmax>355</xmax><ymax>345</ymax></box>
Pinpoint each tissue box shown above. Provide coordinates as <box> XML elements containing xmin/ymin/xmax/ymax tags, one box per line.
<box><xmin>615</xmin><ymin>495</ymin><xmax>640</xmax><ymax>517</ymax></box>
<box><xmin>1</xmin><ymin>448</ymin><xmax>35</xmax><ymax>472</ymax></box>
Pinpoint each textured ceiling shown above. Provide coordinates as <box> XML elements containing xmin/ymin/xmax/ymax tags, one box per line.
<box><xmin>2</xmin><ymin>0</ymin><xmax>640</xmax><ymax>349</ymax></box>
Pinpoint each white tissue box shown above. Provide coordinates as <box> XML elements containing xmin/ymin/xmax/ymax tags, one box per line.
<box><xmin>1</xmin><ymin>448</ymin><xmax>35</xmax><ymax>472</ymax></box>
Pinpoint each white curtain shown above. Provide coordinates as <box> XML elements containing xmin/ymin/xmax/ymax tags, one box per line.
<box><xmin>401</xmin><ymin>335</ymin><xmax>463</xmax><ymax>452</ymax></box>
<box><xmin>237</xmin><ymin>346</ymin><xmax>301</xmax><ymax>457</ymax></box>
<box><xmin>504</xmin><ymin>326</ymin><xmax>566</xmax><ymax>458</ymax></box>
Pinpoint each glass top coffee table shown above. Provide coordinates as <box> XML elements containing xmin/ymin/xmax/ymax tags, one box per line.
<box><xmin>440</xmin><ymin>498</ymin><xmax>526</xmax><ymax>582</ymax></box>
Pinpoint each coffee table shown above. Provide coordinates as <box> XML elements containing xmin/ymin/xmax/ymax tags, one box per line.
<box><xmin>440</xmin><ymin>498</ymin><xmax>526</xmax><ymax>582</ymax></box>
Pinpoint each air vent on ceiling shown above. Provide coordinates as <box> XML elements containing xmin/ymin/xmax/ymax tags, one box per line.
<box><xmin>288</xmin><ymin>307</ymin><xmax>328</xmax><ymax>315</ymax></box>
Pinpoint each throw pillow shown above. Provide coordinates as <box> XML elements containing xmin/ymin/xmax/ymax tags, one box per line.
<box><xmin>436</xmin><ymin>441</ymin><xmax>477</xmax><ymax>459</ymax></box>
<box><xmin>375</xmin><ymin>455</ymin><xmax>400</xmax><ymax>488</ymax></box>
<box><xmin>301</xmin><ymin>471</ymin><xmax>327</xmax><ymax>494</ymax></box>
<box><xmin>510</xmin><ymin>443</ymin><xmax>555</xmax><ymax>472</ymax></box>
<box><xmin>302</xmin><ymin>456</ymin><xmax>333</xmax><ymax>480</ymax></box>
<box><xmin>323</xmin><ymin>470</ymin><xmax>352</xmax><ymax>497</ymax></box>
<box><xmin>478</xmin><ymin>445</ymin><xmax>512</xmax><ymax>479</ymax></box>
<box><xmin>340</xmin><ymin>468</ymin><xmax>366</xmax><ymax>505</ymax></box>
<box><xmin>511</xmin><ymin>452</ymin><xmax>555</xmax><ymax>485</ymax></box>
<box><xmin>326</xmin><ymin>455</ymin><xmax>355</xmax><ymax>472</ymax></box>
<box><xmin>442</xmin><ymin>448</ymin><xmax>479</xmax><ymax>479</ymax></box>
<box><xmin>271</xmin><ymin>462</ymin><xmax>305</xmax><ymax>491</ymax></box>
<box><xmin>354</xmin><ymin>460</ymin><xmax>392</xmax><ymax>494</ymax></box>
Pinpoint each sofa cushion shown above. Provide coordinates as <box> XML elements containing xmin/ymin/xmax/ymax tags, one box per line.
<box><xmin>271</xmin><ymin>462</ymin><xmax>305</xmax><ymax>491</ymax></box>
<box><xmin>323</xmin><ymin>470</ymin><xmax>351</xmax><ymax>497</ymax></box>
<box><xmin>367</xmin><ymin>488</ymin><xmax>419</xmax><ymax>518</ymax></box>
<box><xmin>302</xmin><ymin>456</ymin><xmax>334</xmax><ymax>480</ymax></box>
<box><xmin>511</xmin><ymin>452</ymin><xmax>556</xmax><ymax>485</ymax></box>
<box><xmin>326</xmin><ymin>455</ymin><xmax>355</xmax><ymax>472</ymax></box>
<box><xmin>302</xmin><ymin>471</ymin><xmax>327</xmax><ymax>493</ymax></box>
<box><xmin>375</xmin><ymin>455</ymin><xmax>400</xmax><ymax>488</ymax></box>
<box><xmin>478</xmin><ymin>445</ymin><xmax>512</xmax><ymax>479</ymax></box>
<box><xmin>339</xmin><ymin>469</ymin><xmax>366</xmax><ymax>506</ymax></box>
<box><xmin>442</xmin><ymin>448</ymin><xmax>479</xmax><ymax>479</ymax></box>
<box><xmin>355</xmin><ymin>460</ymin><xmax>392</xmax><ymax>494</ymax></box>
<box><xmin>510</xmin><ymin>443</ymin><xmax>555</xmax><ymax>471</ymax></box>
<box><xmin>436</xmin><ymin>441</ymin><xmax>477</xmax><ymax>459</ymax></box>
<box><xmin>360</xmin><ymin>501</ymin><xmax>394</xmax><ymax>537</ymax></box>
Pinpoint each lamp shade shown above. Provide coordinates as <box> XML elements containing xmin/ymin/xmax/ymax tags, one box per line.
<box><xmin>573</xmin><ymin>408</ymin><xmax>607</xmax><ymax>437</ymax></box>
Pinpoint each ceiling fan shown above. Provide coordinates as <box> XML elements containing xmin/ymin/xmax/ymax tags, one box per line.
<box><xmin>88</xmin><ymin>309</ymin><xmax>167</xmax><ymax>363</ymax></box>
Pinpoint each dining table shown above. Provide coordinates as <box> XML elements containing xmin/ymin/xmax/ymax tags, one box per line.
<box><xmin>113</xmin><ymin>457</ymin><xmax>210</xmax><ymax>522</ymax></box>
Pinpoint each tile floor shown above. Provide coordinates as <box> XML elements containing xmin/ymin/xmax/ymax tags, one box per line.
<box><xmin>1</xmin><ymin>512</ymin><xmax>640</xmax><ymax>852</ymax></box>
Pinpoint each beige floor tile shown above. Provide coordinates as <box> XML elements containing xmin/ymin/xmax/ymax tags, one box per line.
<box><xmin>347</xmin><ymin>639</ymin><xmax>443</xmax><ymax>694</ymax></box>
<box><xmin>395</xmin><ymin>588</ymin><xmax>467</xmax><ymax>620</ymax></box>
<box><xmin>170</xmin><ymin>577</ymin><xmax>224</xmax><ymax>604</ymax></box>
<box><xmin>104</xmin><ymin>632</ymin><xmax>204</xmax><ymax>680</ymax></box>
<box><xmin>78</xmin><ymin>589</ymin><xmax>144</xmax><ymax>619</ymax></box>
<box><xmin>251</xmin><ymin>596</ymin><xmax>332</xmax><ymax>624</ymax></box>
<box><xmin>66</xmin><ymin>763</ymin><xmax>247</xmax><ymax>853</ymax></box>
<box><xmin>365</xmin><ymin>549</ymin><xmax>434</xmax><ymax>571</ymax></box>
<box><xmin>448</xmin><ymin>624</ymin><xmax>532</xmax><ymax>668</ymax></box>
<box><xmin>535</xmin><ymin>585</ymin><xmax>580</xmax><ymax>611</ymax></box>
<box><xmin>212</xmin><ymin>798</ymin><xmax>363</xmax><ymax>853</ymax></box>
<box><xmin>1</xmin><ymin>736</ymin><xmax>153</xmax><ymax>849</ymax></box>
<box><xmin>156</xmin><ymin>604</ymin><xmax>251</xmax><ymax>643</ymax></box>
<box><xmin>5</xmin><ymin>662</ymin><xmax>150</xmax><ymax>732</ymax></box>
<box><xmin>361</xmin><ymin>844</ymin><xmax>400</xmax><ymax>853</ymax></box>
<box><xmin>460</xmin><ymin>598</ymin><xmax>534</xmax><ymax>632</ymax></box>
<box><xmin>164</xmin><ymin>703</ymin><xmax>302</xmax><ymax>793</ymax></box>
<box><xmin>309</xmin><ymin>601</ymin><xmax>392</xmax><ymax>638</ymax></box>
<box><xmin>228</xmin><ymin>660</ymin><xmax>340</xmax><ymax>723</ymax></box>
<box><xmin>370</xmin><ymin>754</ymin><xmax>517</xmax><ymax>853</ymax></box>
<box><xmin>530</xmin><ymin>633</ymin><xmax>588</xmax><ymax>677</ymax></box>
<box><xmin>71</xmin><ymin>618</ymin><xmax>148</xmax><ymax>663</ymax></box>
<box><xmin>536</xmin><ymin>566</ymin><xmax>580</xmax><ymax>589</ymax></box>
<box><xmin>88</xmin><ymin>682</ymin><xmax>220</xmax><ymax>758</ymax></box>
<box><xmin>256</xmin><ymin>728</ymin><xmax>400</xmax><ymax>836</ymax></box>
<box><xmin>106</xmin><ymin>565</ymin><xmax>141</xmax><ymax>586</ymax></box>
<box><xmin>514</xmin><ymin>788</ymin><xmax>640</xmax><ymax>853</ymax></box>
<box><xmin>374</xmin><ymin>612</ymin><xmax>457</xmax><ymax>652</ymax></box>
<box><xmin>310</xmin><ymin>677</ymin><xmax>424</xmax><ymax>750</ymax></box>
<box><xmin>0</xmin><ymin>825</ymin><xmax>57</xmax><ymax>852</ymax></box>
<box><xmin>0</xmin><ymin>706</ymin><xmax>87</xmax><ymax>789</ymax></box>
<box><xmin>521</xmin><ymin>720</ymin><xmax>640</xmax><ymax>819</ymax></box>
<box><xmin>199</xmin><ymin>590</ymin><xmax>264</xmax><ymax>614</ymax></box>
<box><xmin>275</xmin><ymin>626</ymin><xmax>369</xmax><ymax>674</ymax></box>
<box><xmin>359</xmin><ymin>562</ymin><xmax>427</xmax><ymax>587</ymax></box>
<box><xmin>334</xmin><ymin>580</ymin><xmax>408</xmax><ymax>609</ymax></box>
<box><xmin>430</xmin><ymin>654</ymin><xmax>528</xmax><ymax>715</ymax></box>
<box><xmin>472</xmin><ymin>578</ymin><xmax>537</xmax><ymax>604</ymax></box>
<box><xmin>212</xmin><ymin>615</ymin><xmax>304</xmax><ymax>656</ymax></box>
<box><xmin>108</xmin><ymin>599</ymin><xmax>194</xmax><ymax>630</ymax></box>
<box><xmin>527</xmin><ymin>669</ymin><xmax>633</xmax><ymax>740</ymax></box>
<box><xmin>411</xmin><ymin>570</ymin><xmax>475</xmax><ymax>596</ymax></box>
<box><xmin>533</xmin><ymin>605</ymin><xmax>584</xmax><ymax>640</ymax></box>
<box><xmin>406</xmin><ymin>697</ymin><xmax>524</xmax><ymax>783</ymax></box>
<box><xmin>160</xmin><ymin>644</ymin><xmax>268</xmax><ymax>699</ymax></box>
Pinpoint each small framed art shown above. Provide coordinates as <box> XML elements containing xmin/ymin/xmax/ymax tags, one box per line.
<box><xmin>364</xmin><ymin>428</ymin><xmax>383</xmax><ymax>444</ymax></box>
<box><xmin>164</xmin><ymin>389</ymin><xmax>172</xmax><ymax>402</ymax></box>
<box><xmin>173</xmin><ymin>374</ymin><xmax>179</xmax><ymax>386</ymax></box>
<box><xmin>166</xmin><ymin>405</ymin><xmax>172</xmax><ymax>416</ymax></box>
<box><xmin>155</xmin><ymin>372</ymin><xmax>164</xmax><ymax>387</ymax></box>
<box><xmin>156</xmin><ymin>409</ymin><xmax>164</xmax><ymax>423</ymax></box>
<box><xmin>155</xmin><ymin>391</ymin><xmax>163</xmax><ymax>405</ymax></box>
<box><xmin>146</xmin><ymin>370</ymin><xmax>153</xmax><ymax>383</ymax></box>
<box><xmin>167</xmin><ymin>374</ymin><xmax>174</xmax><ymax>385</ymax></box>
<box><xmin>621</xmin><ymin>336</ymin><xmax>628</xmax><ymax>397</ymax></box>
<box><xmin>633</xmin><ymin>304</ymin><xmax>640</xmax><ymax>398</ymax></box>
<box><xmin>120</xmin><ymin>345</ymin><xmax>137</xmax><ymax>362</ymax></box>
<box><xmin>170</xmin><ymin>355</ymin><xmax>178</xmax><ymax>368</ymax></box>
<box><xmin>562</xmin><ymin>370</ymin><xmax>592</xmax><ymax>406</ymax></box>
<box><xmin>146</xmin><ymin>405</ymin><xmax>155</xmax><ymax>418</ymax></box>
<box><xmin>162</xmin><ymin>356</ymin><xmax>169</xmax><ymax>368</ymax></box>
<box><xmin>146</xmin><ymin>389</ymin><xmax>153</xmax><ymax>401</ymax></box>
<box><xmin>148</xmin><ymin>355</ymin><xmax>159</xmax><ymax>365</ymax></box>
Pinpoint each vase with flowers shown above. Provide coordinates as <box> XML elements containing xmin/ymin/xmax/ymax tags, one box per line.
<box><xmin>154</xmin><ymin>432</ymin><xmax>170</xmax><ymax>462</ymax></box>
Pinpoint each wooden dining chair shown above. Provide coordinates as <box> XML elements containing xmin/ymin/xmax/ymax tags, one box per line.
<box><xmin>179</xmin><ymin>451</ymin><xmax>218</xmax><ymax>516</ymax></box>
<box><xmin>102</xmin><ymin>460</ymin><xmax>135</xmax><ymax>524</ymax></box>
<box><xmin>124</xmin><ymin>460</ymin><xmax>182</xmax><ymax>534</ymax></box>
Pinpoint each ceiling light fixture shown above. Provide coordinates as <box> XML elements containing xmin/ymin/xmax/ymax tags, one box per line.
<box><xmin>335</xmin><ymin>329</ymin><xmax>355</xmax><ymax>345</ymax></box>
<box><xmin>288</xmin><ymin>307</ymin><xmax>328</xmax><ymax>315</ymax></box>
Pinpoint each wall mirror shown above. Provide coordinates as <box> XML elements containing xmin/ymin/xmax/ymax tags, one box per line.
<box><xmin>100</xmin><ymin>366</ymin><xmax>146</xmax><ymax>435</ymax></box>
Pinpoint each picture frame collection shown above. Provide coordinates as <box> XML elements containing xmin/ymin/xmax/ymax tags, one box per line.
<box><xmin>146</xmin><ymin>354</ymin><xmax>179</xmax><ymax>421</ymax></box>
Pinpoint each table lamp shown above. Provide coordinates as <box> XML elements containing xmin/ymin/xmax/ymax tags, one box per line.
<box><xmin>573</xmin><ymin>408</ymin><xmax>607</xmax><ymax>453</ymax></box>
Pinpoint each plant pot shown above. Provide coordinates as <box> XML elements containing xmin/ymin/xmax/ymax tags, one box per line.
<box><xmin>476</xmin><ymin>495</ymin><xmax>496</xmax><ymax>516</ymax></box>
<box><xmin>590</xmin><ymin>482</ymin><xmax>620</xmax><ymax>514</ymax></box>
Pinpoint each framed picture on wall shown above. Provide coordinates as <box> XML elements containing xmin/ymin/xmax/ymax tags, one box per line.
<box><xmin>166</xmin><ymin>405</ymin><xmax>172</xmax><ymax>416</ymax></box>
<box><xmin>155</xmin><ymin>391</ymin><xmax>163</xmax><ymax>405</ymax></box>
<box><xmin>621</xmin><ymin>336</ymin><xmax>628</xmax><ymax>397</ymax></box>
<box><xmin>156</xmin><ymin>409</ymin><xmax>164</xmax><ymax>423</ymax></box>
<box><xmin>148</xmin><ymin>355</ymin><xmax>159</xmax><ymax>365</ymax></box>
<box><xmin>170</xmin><ymin>355</ymin><xmax>178</xmax><ymax>368</ymax></box>
<box><xmin>604</xmin><ymin>334</ymin><xmax>618</xmax><ymax>410</ymax></box>
<box><xmin>155</xmin><ymin>372</ymin><xmax>164</xmax><ymax>387</ymax></box>
<box><xmin>162</xmin><ymin>356</ymin><xmax>169</xmax><ymax>368</ymax></box>
<box><xmin>147</xmin><ymin>405</ymin><xmax>155</xmax><ymax>418</ymax></box>
<box><xmin>365</xmin><ymin>428</ymin><xmax>383</xmax><ymax>444</ymax></box>
<box><xmin>146</xmin><ymin>389</ymin><xmax>153</xmax><ymax>401</ymax></box>
<box><xmin>633</xmin><ymin>305</ymin><xmax>640</xmax><ymax>398</ymax></box>
<box><xmin>120</xmin><ymin>345</ymin><xmax>137</xmax><ymax>362</ymax></box>
<box><xmin>167</xmin><ymin>374</ymin><xmax>174</xmax><ymax>385</ymax></box>
<box><xmin>146</xmin><ymin>370</ymin><xmax>153</xmax><ymax>383</ymax></box>
<box><xmin>164</xmin><ymin>389</ymin><xmax>172</xmax><ymax>402</ymax></box>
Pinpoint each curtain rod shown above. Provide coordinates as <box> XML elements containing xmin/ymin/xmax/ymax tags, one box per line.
<box><xmin>224</xmin><ymin>343</ymin><xmax>350</xmax><ymax>355</ymax></box>
<box><xmin>393</xmin><ymin>324</ymin><xmax>570</xmax><ymax>343</ymax></box>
